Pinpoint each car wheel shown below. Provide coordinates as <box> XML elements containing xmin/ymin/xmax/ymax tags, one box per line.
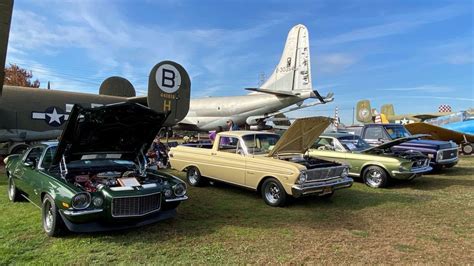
<box><xmin>261</xmin><ymin>178</ymin><xmax>287</xmax><ymax>207</ymax></box>
<box><xmin>461</xmin><ymin>143</ymin><xmax>473</xmax><ymax>155</ymax></box>
<box><xmin>7</xmin><ymin>176</ymin><xmax>21</xmax><ymax>202</ymax></box>
<box><xmin>42</xmin><ymin>194</ymin><xmax>66</xmax><ymax>237</ymax></box>
<box><xmin>186</xmin><ymin>166</ymin><xmax>206</xmax><ymax>187</ymax></box>
<box><xmin>161</xmin><ymin>201</ymin><xmax>180</xmax><ymax>211</ymax></box>
<box><xmin>363</xmin><ymin>166</ymin><xmax>389</xmax><ymax>188</ymax></box>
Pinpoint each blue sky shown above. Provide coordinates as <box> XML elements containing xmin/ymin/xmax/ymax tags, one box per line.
<box><xmin>6</xmin><ymin>0</ymin><xmax>473</xmax><ymax>124</ymax></box>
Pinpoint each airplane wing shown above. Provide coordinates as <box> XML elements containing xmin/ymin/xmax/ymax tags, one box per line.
<box><xmin>412</xmin><ymin>113</ymin><xmax>453</xmax><ymax>120</ymax></box>
<box><xmin>405</xmin><ymin>122</ymin><xmax>474</xmax><ymax>144</ymax></box>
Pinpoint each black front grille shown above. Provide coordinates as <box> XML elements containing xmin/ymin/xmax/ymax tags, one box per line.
<box><xmin>442</xmin><ymin>148</ymin><xmax>458</xmax><ymax>160</ymax></box>
<box><xmin>112</xmin><ymin>193</ymin><xmax>161</xmax><ymax>217</ymax></box>
<box><xmin>306</xmin><ymin>166</ymin><xmax>345</xmax><ymax>182</ymax></box>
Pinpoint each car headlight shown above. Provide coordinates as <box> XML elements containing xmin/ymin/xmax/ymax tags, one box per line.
<box><xmin>92</xmin><ymin>196</ymin><xmax>103</xmax><ymax>207</ymax></box>
<box><xmin>71</xmin><ymin>192</ymin><xmax>91</xmax><ymax>210</ymax></box>
<box><xmin>341</xmin><ymin>167</ymin><xmax>349</xmax><ymax>178</ymax></box>
<box><xmin>437</xmin><ymin>152</ymin><xmax>443</xmax><ymax>161</ymax></box>
<box><xmin>297</xmin><ymin>170</ymin><xmax>307</xmax><ymax>185</ymax></box>
<box><xmin>3</xmin><ymin>156</ymin><xmax>8</xmax><ymax>164</ymax></box>
<box><xmin>173</xmin><ymin>183</ymin><xmax>187</xmax><ymax>197</ymax></box>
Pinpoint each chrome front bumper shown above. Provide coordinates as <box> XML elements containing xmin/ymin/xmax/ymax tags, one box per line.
<box><xmin>291</xmin><ymin>177</ymin><xmax>353</xmax><ymax>198</ymax></box>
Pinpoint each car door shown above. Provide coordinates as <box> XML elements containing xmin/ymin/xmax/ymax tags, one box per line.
<box><xmin>16</xmin><ymin>146</ymin><xmax>44</xmax><ymax>202</ymax></box>
<box><xmin>206</xmin><ymin>136</ymin><xmax>246</xmax><ymax>185</ymax></box>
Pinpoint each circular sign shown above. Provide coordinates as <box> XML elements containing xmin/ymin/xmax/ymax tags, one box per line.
<box><xmin>155</xmin><ymin>64</ymin><xmax>181</xmax><ymax>94</ymax></box>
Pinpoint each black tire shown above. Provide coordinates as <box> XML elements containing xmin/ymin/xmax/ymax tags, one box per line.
<box><xmin>7</xmin><ymin>176</ymin><xmax>21</xmax><ymax>202</ymax></box>
<box><xmin>261</xmin><ymin>178</ymin><xmax>287</xmax><ymax>207</ymax></box>
<box><xmin>461</xmin><ymin>143</ymin><xmax>473</xmax><ymax>155</ymax></box>
<box><xmin>186</xmin><ymin>166</ymin><xmax>206</xmax><ymax>187</ymax></box>
<box><xmin>161</xmin><ymin>201</ymin><xmax>181</xmax><ymax>211</ymax></box>
<box><xmin>362</xmin><ymin>166</ymin><xmax>389</xmax><ymax>188</ymax></box>
<box><xmin>42</xmin><ymin>194</ymin><xmax>66</xmax><ymax>237</ymax></box>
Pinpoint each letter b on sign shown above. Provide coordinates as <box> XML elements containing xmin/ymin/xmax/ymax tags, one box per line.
<box><xmin>156</xmin><ymin>64</ymin><xmax>181</xmax><ymax>93</ymax></box>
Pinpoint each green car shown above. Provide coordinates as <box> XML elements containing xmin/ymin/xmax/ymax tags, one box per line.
<box><xmin>4</xmin><ymin>103</ymin><xmax>188</xmax><ymax>236</ymax></box>
<box><xmin>308</xmin><ymin>133</ymin><xmax>432</xmax><ymax>188</ymax></box>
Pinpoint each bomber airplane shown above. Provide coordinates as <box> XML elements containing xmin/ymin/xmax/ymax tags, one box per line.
<box><xmin>355</xmin><ymin>100</ymin><xmax>455</xmax><ymax>125</ymax></box>
<box><xmin>176</xmin><ymin>24</ymin><xmax>333</xmax><ymax>131</ymax></box>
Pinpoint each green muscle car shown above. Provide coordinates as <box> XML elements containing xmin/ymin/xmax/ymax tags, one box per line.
<box><xmin>308</xmin><ymin>133</ymin><xmax>432</xmax><ymax>188</ymax></box>
<box><xmin>4</xmin><ymin>103</ymin><xmax>188</xmax><ymax>236</ymax></box>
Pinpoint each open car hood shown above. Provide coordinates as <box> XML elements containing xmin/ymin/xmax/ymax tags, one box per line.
<box><xmin>51</xmin><ymin>102</ymin><xmax>167</xmax><ymax>166</ymax></box>
<box><xmin>362</xmin><ymin>134</ymin><xmax>430</xmax><ymax>153</ymax></box>
<box><xmin>268</xmin><ymin>116</ymin><xmax>332</xmax><ymax>157</ymax></box>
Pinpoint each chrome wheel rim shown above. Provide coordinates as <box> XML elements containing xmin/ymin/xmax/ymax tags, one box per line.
<box><xmin>188</xmin><ymin>169</ymin><xmax>198</xmax><ymax>185</ymax></box>
<box><xmin>366</xmin><ymin>169</ymin><xmax>382</xmax><ymax>187</ymax></box>
<box><xmin>8</xmin><ymin>179</ymin><xmax>14</xmax><ymax>200</ymax></box>
<box><xmin>43</xmin><ymin>202</ymin><xmax>53</xmax><ymax>232</ymax></box>
<box><xmin>264</xmin><ymin>183</ymin><xmax>281</xmax><ymax>204</ymax></box>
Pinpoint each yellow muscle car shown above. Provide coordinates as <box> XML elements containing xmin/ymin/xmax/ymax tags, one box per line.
<box><xmin>169</xmin><ymin>117</ymin><xmax>353</xmax><ymax>207</ymax></box>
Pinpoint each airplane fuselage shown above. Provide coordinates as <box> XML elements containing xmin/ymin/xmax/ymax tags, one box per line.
<box><xmin>181</xmin><ymin>92</ymin><xmax>310</xmax><ymax>131</ymax></box>
<box><xmin>0</xmin><ymin>86</ymin><xmax>126</xmax><ymax>142</ymax></box>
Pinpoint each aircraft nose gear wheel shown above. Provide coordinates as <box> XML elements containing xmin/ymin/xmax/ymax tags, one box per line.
<box><xmin>261</xmin><ymin>178</ymin><xmax>287</xmax><ymax>207</ymax></box>
<box><xmin>363</xmin><ymin>166</ymin><xmax>389</xmax><ymax>188</ymax></box>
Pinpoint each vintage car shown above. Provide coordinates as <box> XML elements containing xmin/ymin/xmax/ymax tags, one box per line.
<box><xmin>169</xmin><ymin>117</ymin><xmax>353</xmax><ymax>207</ymax></box>
<box><xmin>345</xmin><ymin>124</ymin><xmax>458</xmax><ymax>170</ymax></box>
<box><xmin>308</xmin><ymin>133</ymin><xmax>432</xmax><ymax>188</ymax></box>
<box><xmin>4</xmin><ymin>103</ymin><xmax>188</xmax><ymax>236</ymax></box>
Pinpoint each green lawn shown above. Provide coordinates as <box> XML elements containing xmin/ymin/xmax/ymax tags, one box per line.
<box><xmin>1</xmin><ymin>157</ymin><xmax>473</xmax><ymax>264</ymax></box>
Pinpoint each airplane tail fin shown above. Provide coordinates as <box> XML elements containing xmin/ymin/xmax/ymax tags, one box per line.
<box><xmin>260</xmin><ymin>24</ymin><xmax>312</xmax><ymax>93</ymax></box>
<box><xmin>0</xmin><ymin>0</ymin><xmax>14</xmax><ymax>96</ymax></box>
<box><xmin>381</xmin><ymin>104</ymin><xmax>395</xmax><ymax>117</ymax></box>
<box><xmin>356</xmin><ymin>100</ymin><xmax>373</xmax><ymax>123</ymax></box>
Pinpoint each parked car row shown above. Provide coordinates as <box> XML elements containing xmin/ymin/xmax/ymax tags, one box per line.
<box><xmin>4</xmin><ymin>103</ymin><xmax>458</xmax><ymax>237</ymax></box>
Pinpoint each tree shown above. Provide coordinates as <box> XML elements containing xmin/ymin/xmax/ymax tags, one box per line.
<box><xmin>4</xmin><ymin>63</ymin><xmax>40</xmax><ymax>88</ymax></box>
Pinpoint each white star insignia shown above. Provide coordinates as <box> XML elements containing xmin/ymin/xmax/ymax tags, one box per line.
<box><xmin>401</xmin><ymin>118</ymin><xmax>409</xmax><ymax>125</ymax></box>
<box><xmin>46</xmin><ymin>108</ymin><xmax>63</xmax><ymax>125</ymax></box>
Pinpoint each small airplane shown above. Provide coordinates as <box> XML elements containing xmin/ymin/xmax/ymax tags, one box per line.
<box><xmin>176</xmin><ymin>24</ymin><xmax>334</xmax><ymax>131</ymax></box>
<box><xmin>355</xmin><ymin>100</ymin><xmax>455</xmax><ymax>125</ymax></box>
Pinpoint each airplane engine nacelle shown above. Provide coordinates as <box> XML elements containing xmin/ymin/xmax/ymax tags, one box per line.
<box><xmin>246</xmin><ymin>115</ymin><xmax>265</xmax><ymax>125</ymax></box>
<box><xmin>249</xmin><ymin>125</ymin><xmax>273</xmax><ymax>131</ymax></box>
<box><xmin>148</xmin><ymin>61</ymin><xmax>191</xmax><ymax>127</ymax></box>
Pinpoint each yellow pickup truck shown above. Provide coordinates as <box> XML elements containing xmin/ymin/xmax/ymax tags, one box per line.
<box><xmin>169</xmin><ymin>117</ymin><xmax>353</xmax><ymax>207</ymax></box>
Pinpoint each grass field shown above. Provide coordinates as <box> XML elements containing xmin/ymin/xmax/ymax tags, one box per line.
<box><xmin>0</xmin><ymin>157</ymin><xmax>473</xmax><ymax>264</ymax></box>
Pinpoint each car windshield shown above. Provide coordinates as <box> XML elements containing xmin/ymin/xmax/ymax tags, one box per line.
<box><xmin>242</xmin><ymin>134</ymin><xmax>280</xmax><ymax>154</ymax></box>
<box><xmin>338</xmin><ymin>135</ymin><xmax>371</xmax><ymax>151</ymax></box>
<box><xmin>384</xmin><ymin>125</ymin><xmax>411</xmax><ymax>139</ymax></box>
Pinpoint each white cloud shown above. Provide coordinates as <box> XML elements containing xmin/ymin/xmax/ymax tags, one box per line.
<box><xmin>317</xmin><ymin>53</ymin><xmax>357</xmax><ymax>73</ymax></box>
<box><xmin>378</xmin><ymin>85</ymin><xmax>454</xmax><ymax>93</ymax></box>
<box><xmin>316</xmin><ymin>5</ymin><xmax>467</xmax><ymax>46</ymax></box>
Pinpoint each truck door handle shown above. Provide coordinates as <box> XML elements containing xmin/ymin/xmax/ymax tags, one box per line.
<box><xmin>211</xmin><ymin>152</ymin><xmax>217</xmax><ymax>155</ymax></box>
